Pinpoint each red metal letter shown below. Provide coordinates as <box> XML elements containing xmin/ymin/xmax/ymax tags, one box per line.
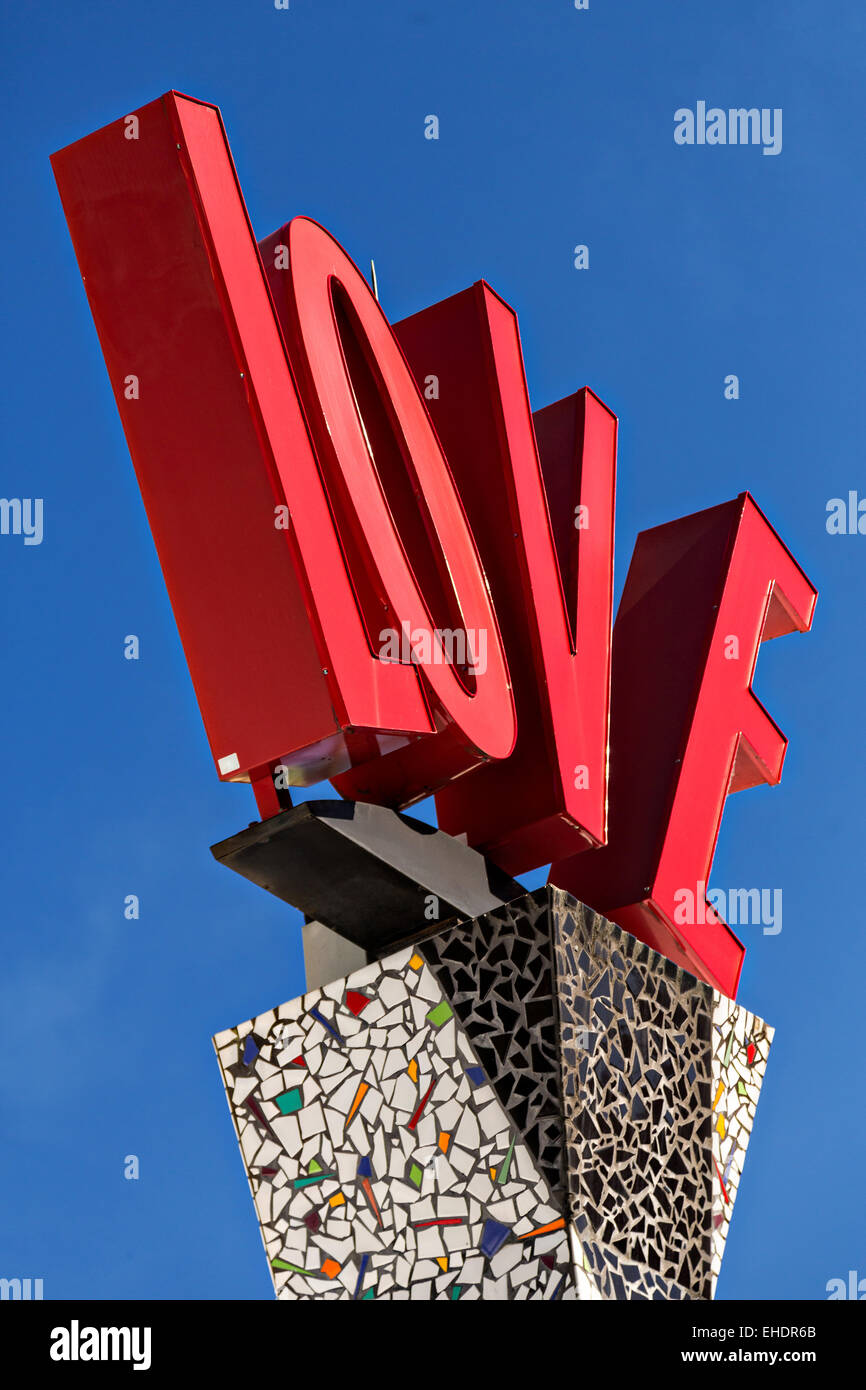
<box><xmin>392</xmin><ymin>284</ymin><xmax>616</xmax><ymax>873</ymax></box>
<box><xmin>261</xmin><ymin>219</ymin><xmax>515</xmax><ymax>806</ymax></box>
<box><xmin>51</xmin><ymin>93</ymin><xmax>514</xmax><ymax>811</ymax></box>
<box><xmin>550</xmin><ymin>493</ymin><xmax>817</xmax><ymax>997</ymax></box>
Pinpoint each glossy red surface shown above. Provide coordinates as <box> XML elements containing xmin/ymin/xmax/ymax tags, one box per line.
<box><xmin>53</xmin><ymin>93</ymin><xmax>817</xmax><ymax>999</ymax></box>
<box><xmin>550</xmin><ymin>493</ymin><xmax>817</xmax><ymax>997</ymax></box>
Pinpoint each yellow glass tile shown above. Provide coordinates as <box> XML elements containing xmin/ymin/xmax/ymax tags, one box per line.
<box><xmin>490</xmin><ymin>1168</ymin><xmax>497</xmax><ymax>1181</ymax></box>
<box><xmin>329</xmin><ymin>1193</ymin><xmax>345</xmax><ymax>1208</ymax></box>
<box><xmin>712</xmin><ymin>1080</ymin><xmax>725</xmax><ymax>1112</ymax></box>
<box><xmin>715</xmin><ymin>1113</ymin><xmax>726</xmax><ymax>1138</ymax></box>
<box><xmin>409</xmin><ymin>953</ymin><xmax>423</xmax><ymax>970</ymax></box>
<box><xmin>436</xmin><ymin>1257</ymin><xmax>448</xmax><ymax>1272</ymax></box>
<box><xmin>408</xmin><ymin>1058</ymin><xmax>418</xmax><ymax>1082</ymax></box>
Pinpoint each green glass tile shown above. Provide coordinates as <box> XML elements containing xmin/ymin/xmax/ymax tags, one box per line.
<box><xmin>497</xmin><ymin>1136</ymin><xmax>516</xmax><ymax>1186</ymax></box>
<box><xmin>451</xmin><ymin>1285</ymin><xmax>461</xmax><ymax>1300</ymax></box>
<box><xmin>293</xmin><ymin>1173</ymin><xmax>329</xmax><ymax>1189</ymax></box>
<box><xmin>308</xmin><ymin>1159</ymin><xmax>322</xmax><ymax>1173</ymax></box>
<box><xmin>409</xmin><ymin>1162</ymin><xmax>423</xmax><ymax>1187</ymax></box>
<box><xmin>276</xmin><ymin>1088</ymin><xmax>303</xmax><ymax>1115</ymax></box>
<box><xmin>361</xmin><ymin>1288</ymin><xmax>375</xmax><ymax>1300</ymax></box>
<box><xmin>272</xmin><ymin>1259</ymin><xmax>312</xmax><ymax>1274</ymax></box>
<box><xmin>426</xmin><ymin>999</ymin><xmax>453</xmax><ymax>1028</ymax></box>
<box><xmin>723</xmin><ymin>1029</ymin><xmax>735</xmax><ymax>1068</ymax></box>
<box><xmin>737</xmin><ymin>1080</ymin><xmax>747</xmax><ymax>1096</ymax></box>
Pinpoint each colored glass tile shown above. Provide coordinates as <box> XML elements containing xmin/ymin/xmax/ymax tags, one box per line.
<box><xmin>408</xmin><ymin>1080</ymin><xmax>435</xmax><ymax>1131</ymax></box>
<box><xmin>438</xmin><ymin>1131</ymin><xmax>450</xmax><ymax>1153</ymax></box>
<box><xmin>309</xmin><ymin>1006</ymin><xmax>343</xmax><ymax>1043</ymax></box>
<box><xmin>345</xmin><ymin>990</ymin><xmax>370</xmax><ymax>1017</ymax></box>
<box><xmin>747</xmin><ymin>1042</ymin><xmax>756</xmax><ymax>1067</ymax></box>
<box><xmin>360</xmin><ymin>1176</ymin><xmax>383</xmax><ymax>1227</ymax></box>
<box><xmin>519</xmin><ymin>1218</ymin><xmax>566</xmax><ymax>1240</ymax></box>
<box><xmin>346</xmin><ymin>1081</ymin><xmax>368</xmax><ymax>1125</ymax></box>
<box><xmin>480</xmin><ymin>1218</ymin><xmax>510</xmax><ymax>1258</ymax></box>
<box><xmin>329</xmin><ymin>1193</ymin><xmax>345</xmax><ymax>1208</ymax></box>
<box><xmin>357</xmin><ymin>1155</ymin><xmax>373</xmax><ymax>1179</ymax></box>
<box><xmin>436</xmin><ymin>1257</ymin><xmax>448</xmax><ymax>1272</ymax></box>
<box><xmin>712</xmin><ymin>1081</ymin><xmax>725</xmax><ymax>1112</ymax></box>
<box><xmin>465</xmin><ymin>1066</ymin><xmax>485</xmax><ymax>1085</ymax></box>
<box><xmin>426</xmin><ymin>1000</ymin><xmax>453</xmax><ymax>1028</ymax></box>
<box><xmin>276</xmin><ymin>1087</ymin><xmax>303</xmax><ymax>1116</ymax></box>
<box><xmin>497</xmin><ymin>1136</ymin><xmax>516</xmax><ymax>1185</ymax></box>
<box><xmin>321</xmin><ymin>1258</ymin><xmax>341</xmax><ymax>1279</ymax></box>
<box><xmin>353</xmin><ymin>1254</ymin><xmax>369</xmax><ymax>1300</ymax></box>
<box><xmin>304</xmin><ymin>1212</ymin><xmax>320</xmax><ymax>1233</ymax></box>
<box><xmin>244</xmin><ymin>1096</ymin><xmax>273</xmax><ymax>1133</ymax></box>
<box><xmin>409</xmin><ymin>953</ymin><xmax>423</xmax><ymax>970</ymax></box>
<box><xmin>242</xmin><ymin>1035</ymin><xmax>259</xmax><ymax>1066</ymax></box>
<box><xmin>293</xmin><ymin>1173</ymin><xmax>330</xmax><ymax>1189</ymax></box>
<box><xmin>409</xmin><ymin>1162</ymin><xmax>423</xmax><ymax>1188</ymax></box>
<box><xmin>407</xmin><ymin>1058</ymin><xmax>418</xmax><ymax>1082</ymax></box>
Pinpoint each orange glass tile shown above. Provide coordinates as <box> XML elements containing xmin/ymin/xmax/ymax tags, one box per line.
<box><xmin>321</xmin><ymin>1258</ymin><xmax>340</xmax><ymax>1279</ymax></box>
<box><xmin>518</xmin><ymin>1217</ymin><xmax>566</xmax><ymax>1240</ymax></box>
<box><xmin>346</xmin><ymin>1081</ymin><xmax>369</xmax><ymax>1126</ymax></box>
<box><xmin>408</xmin><ymin>1059</ymin><xmax>418</xmax><ymax>1083</ymax></box>
<box><xmin>329</xmin><ymin>1193</ymin><xmax>345</xmax><ymax>1208</ymax></box>
<box><xmin>438</xmin><ymin>1131</ymin><xmax>450</xmax><ymax>1153</ymax></box>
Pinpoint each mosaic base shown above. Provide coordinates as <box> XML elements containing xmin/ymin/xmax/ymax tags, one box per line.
<box><xmin>214</xmin><ymin>888</ymin><xmax>772</xmax><ymax>1300</ymax></box>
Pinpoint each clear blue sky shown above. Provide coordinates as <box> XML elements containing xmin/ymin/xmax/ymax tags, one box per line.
<box><xmin>2</xmin><ymin>0</ymin><xmax>863</xmax><ymax>1300</ymax></box>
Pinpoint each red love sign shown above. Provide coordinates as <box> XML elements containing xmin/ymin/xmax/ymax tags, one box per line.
<box><xmin>52</xmin><ymin>92</ymin><xmax>816</xmax><ymax>998</ymax></box>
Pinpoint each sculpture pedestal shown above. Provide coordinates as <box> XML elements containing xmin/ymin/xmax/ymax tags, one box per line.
<box><xmin>213</xmin><ymin>888</ymin><xmax>771</xmax><ymax>1300</ymax></box>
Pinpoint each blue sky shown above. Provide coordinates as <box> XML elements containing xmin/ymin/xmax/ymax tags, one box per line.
<box><xmin>1</xmin><ymin>0</ymin><xmax>863</xmax><ymax>1299</ymax></box>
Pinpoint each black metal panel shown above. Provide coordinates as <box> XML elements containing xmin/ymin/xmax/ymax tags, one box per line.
<box><xmin>210</xmin><ymin>800</ymin><xmax>523</xmax><ymax>952</ymax></box>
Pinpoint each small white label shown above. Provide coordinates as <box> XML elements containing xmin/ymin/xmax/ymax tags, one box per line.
<box><xmin>218</xmin><ymin>753</ymin><xmax>240</xmax><ymax>774</ymax></box>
